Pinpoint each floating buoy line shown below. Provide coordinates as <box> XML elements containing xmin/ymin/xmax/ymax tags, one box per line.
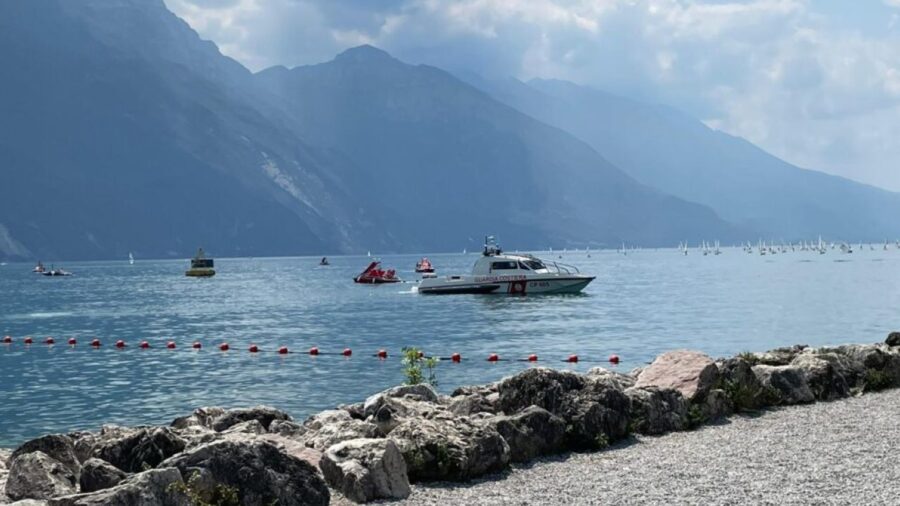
<box><xmin>0</xmin><ymin>335</ymin><xmax>622</xmax><ymax>365</ymax></box>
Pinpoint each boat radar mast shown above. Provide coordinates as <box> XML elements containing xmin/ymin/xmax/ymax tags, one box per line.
<box><xmin>483</xmin><ymin>235</ymin><xmax>502</xmax><ymax>256</ymax></box>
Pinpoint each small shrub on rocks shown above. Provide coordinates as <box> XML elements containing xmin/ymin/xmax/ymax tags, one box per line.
<box><xmin>864</xmin><ymin>369</ymin><xmax>892</xmax><ymax>392</ymax></box>
<box><xmin>736</xmin><ymin>351</ymin><xmax>759</xmax><ymax>366</ymax></box>
<box><xmin>168</xmin><ymin>471</ymin><xmax>241</xmax><ymax>506</ymax></box>
<box><xmin>402</xmin><ymin>347</ymin><xmax>438</xmax><ymax>387</ymax></box>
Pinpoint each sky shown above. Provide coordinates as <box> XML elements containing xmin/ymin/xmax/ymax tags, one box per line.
<box><xmin>164</xmin><ymin>0</ymin><xmax>900</xmax><ymax>192</ymax></box>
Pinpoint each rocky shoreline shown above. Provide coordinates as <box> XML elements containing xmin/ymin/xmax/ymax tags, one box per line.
<box><xmin>3</xmin><ymin>333</ymin><xmax>900</xmax><ymax>505</ymax></box>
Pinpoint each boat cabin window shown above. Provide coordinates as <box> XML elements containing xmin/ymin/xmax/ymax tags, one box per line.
<box><xmin>490</xmin><ymin>261</ymin><xmax>519</xmax><ymax>270</ymax></box>
<box><xmin>522</xmin><ymin>260</ymin><xmax>546</xmax><ymax>270</ymax></box>
<box><xmin>191</xmin><ymin>259</ymin><xmax>214</xmax><ymax>268</ymax></box>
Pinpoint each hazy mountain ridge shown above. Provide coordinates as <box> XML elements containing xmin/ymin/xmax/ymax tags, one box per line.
<box><xmin>462</xmin><ymin>74</ymin><xmax>900</xmax><ymax>241</ymax></box>
<box><xmin>3</xmin><ymin>0</ymin><xmax>886</xmax><ymax>261</ymax></box>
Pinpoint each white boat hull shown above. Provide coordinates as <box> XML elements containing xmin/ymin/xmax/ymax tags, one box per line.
<box><xmin>418</xmin><ymin>274</ymin><xmax>594</xmax><ymax>295</ymax></box>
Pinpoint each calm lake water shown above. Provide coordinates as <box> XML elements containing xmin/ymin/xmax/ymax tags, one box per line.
<box><xmin>2</xmin><ymin>248</ymin><xmax>899</xmax><ymax>446</ymax></box>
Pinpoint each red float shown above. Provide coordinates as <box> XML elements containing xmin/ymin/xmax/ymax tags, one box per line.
<box><xmin>278</xmin><ymin>346</ymin><xmax>289</xmax><ymax>355</ymax></box>
<box><xmin>45</xmin><ymin>337</ymin><xmax>55</xmax><ymax>345</ymax></box>
<box><xmin>487</xmin><ymin>353</ymin><xmax>499</xmax><ymax>362</ymax></box>
<box><xmin>115</xmin><ymin>340</ymin><xmax>125</xmax><ymax>348</ymax></box>
<box><xmin>342</xmin><ymin>348</ymin><xmax>352</xmax><ymax>357</ymax></box>
<box><xmin>91</xmin><ymin>339</ymin><xmax>101</xmax><ymax>347</ymax></box>
<box><xmin>309</xmin><ymin>347</ymin><xmax>319</xmax><ymax>356</ymax></box>
<box><xmin>67</xmin><ymin>338</ymin><xmax>77</xmax><ymax>346</ymax></box>
<box><xmin>219</xmin><ymin>343</ymin><xmax>230</xmax><ymax>351</ymax></box>
<box><xmin>451</xmin><ymin>352</ymin><xmax>462</xmax><ymax>363</ymax></box>
<box><xmin>2</xmin><ymin>336</ymin><xmax>11</xmax><ymax>343</ymax></box>
<box><xmin>24</xmin><ymin>337</ymin><xmax>33</xmax><ymax>344</ymax></box>
<box><xmin>609</xmin><ymin>354</ymin><xmax>620</xmax><ymax>364</ymax></box>
<box><xmin>139</xmin><ymin>341</ymin><xmax>150</xmax><ymax>349</ymax></box>
<box><xmin>192</xmin><ymin>342</ymin><xmax>202</xmax><ymax>350</ymax></box>
<box><xmin>166</xmin><ymin>341</ymin><xmax>176</xmax><ymax>349</ymax></box>
<box><xmin>376</xmin><ymin>349</ymin><xmax>388</xmax><ymax>359</ymax></box>
<box><xmin>566</xmin><ymin>354</ymin><xmax>579</xmax><ymax>363</ymax></box>
<box><xmin>527</xmin><ymin>354</ymin><xmax>538</xmax><ymax>362</ymax></box>
<box><xmin>248</xmin><ymin>344</ymin><xmax>259</xmax><ymax>353</ymax></box>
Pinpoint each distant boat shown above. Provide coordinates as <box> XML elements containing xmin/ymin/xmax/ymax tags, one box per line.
<box><xmin>319</xmin><ymin>257</ymin><xmax>330</xmax><ymax>266</ymax></box>
<box><xmin>128</xmin><ymin>252</ymin><xmax>134</xmax><ymax>265</ymax></box>
<box><xmin>415</xmin><ymin>257</ymin><xmax>435</xmax><ymax>273</ymax></box>
<box><xmin>33</xmin><ymin>261</ymin><xmax>46</xmax><ymax>273</ymax></box>
<box><xmin>186</xmin><ymin>248</ymin><xmax>215</xmax><ymax>277</ymax></box>
<box><xmin>462</xmin><ymin>248</ymin><xmax>467</xmax><ymax>255</ymax></box>
<box><xmin>43</xmin><ymin>265</ymin><xmax>72</xmax><ymax>277</ymax></box>
<box><xmin>367</xmin><ymin>251</ymin><xmax>371</xmax><ymax>257</ymax></box>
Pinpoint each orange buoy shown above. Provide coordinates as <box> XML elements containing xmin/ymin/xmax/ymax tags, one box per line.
<box><xmin>527</xmin><ymin>354</ymin><xmax>538</xmax><ymax>362</ymax></box>
<box><xmin>609</xmin><ymin>354</ymin><xmax>620</xmax><ymax>364</ymax></box>
<box><xmin>91</xmin><ymin>339</ymin><xmax>101</xmax><ymax>347</ymax></box>
<box><xmin>166</xmin><ymin>341</ymin><xmax>176</xmax><ymax>349</ymax></box>
<box><xmin>451</xmin><ymin>352</ymin><xmax>461</xmax><ymax>363</ymax></box>
<box><xmin>45</xmin><ymin>337</ymin><xmax>55</xmax><ymax>345</ymax></box>
<box><xmin>115</xmin><ymin>340</ymin><xmax>125</xmax><ymax>348</ymax></box>
<box><xmin>248</xmin><ymin>344</ymin><xmax>259</xmax><ymax>353</ymax></box>
<box><xmin>376</xmin><ymin>349</ymin><xmax>388</xmax><ymax>359</ymax></box>
<box><xmin>24</xmin><ymin>336</ymin><xmax>33</xmax><ymax>344</ymax></box>
<box><xmin>219</xmin><ymin>343</ymin><xmax>229</xmax><ymax>351</ymax></box>
<box><xmin>67</xmin><ymin>338</ymin><xmax>77</xmax><ymax>346</ymax></box>
<box><xmin>278</xmin><ymin>346</ymin><xmax>289</xmax><ymax>355</ymax></box>
<box><xmin>342</xmin><ymin>348</ymin><xmax>352</xmax><ymax>357</ymax></box>
<box><xmin>192</xmin><ymin>342</ymin><xmax>202</xmax><ymax>350</ymax></box>
<box><xmin>2</xmin><ymin>336</ymin><xmax>11</xmax><ymax>343</ymax></box>
<box><xmin>487</xmin><ymin>353</ymin><xmax>499</xmax><ymax>362</ymax></box>
<box><xmin>566</xmin><ymin>354</ymin><xmax>579</xmax><ymax>363</ymax></box>
<box><xmin>139</xmin><ymin>341</ymin><xmax>150</xmax><ymax>349</ymax></box>
<box><xmin>309</xmin><ymin>347</ymin><xmax>319</xmax><ymax>356</ymax></box>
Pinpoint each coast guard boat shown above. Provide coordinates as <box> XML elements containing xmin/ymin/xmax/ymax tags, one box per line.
<box><xmin>417</xmin><ymin>236</ymin><xmax>594</xmax><ymax>295</ymax></box>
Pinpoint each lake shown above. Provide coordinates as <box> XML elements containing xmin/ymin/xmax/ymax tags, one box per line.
<box><xmin>2</xmin><ymin>247</ymin><xmax>899</xmax><ymax>446</ymax></box>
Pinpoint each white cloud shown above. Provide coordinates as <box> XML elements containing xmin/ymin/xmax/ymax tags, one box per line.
<box><xmin>164</xmin><ymin>0</ymin><xmax>900</xmax><ymax>191</ymax></box>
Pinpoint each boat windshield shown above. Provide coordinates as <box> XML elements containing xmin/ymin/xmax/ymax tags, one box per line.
<box><xmin>191</xmin><ymin>258</ymin><xmax>214</xmax><ymax>268</ymax></box>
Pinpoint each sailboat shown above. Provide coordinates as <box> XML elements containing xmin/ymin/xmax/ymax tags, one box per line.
<box><xmin>128</xmin><ymin>252</ymin><xmax>134</xmax><ymax>265</ymax></box>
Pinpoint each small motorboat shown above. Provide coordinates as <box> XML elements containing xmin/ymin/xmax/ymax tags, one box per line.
<box><xmin>186</xmin><ymin>248</ymin><xmax>215</xmax><ymax>277</ymax></box>
<box><xmin>354</xmin><ymin>260</ymin><xmax>400</xmax><ymax>284</ymax></box>
<box><xmin>418</xmin><ymin>236</ymin><xmax>594</xmax><ymax>295</ymax></box>
<box><xmin>415</xmin><ymin>257</ymin><xmax>434</xmax><ymax>273</ymax></box>
<box><xmin>42</xmin><ymin>266</ymin><xmax>72</xmax><ymax>277</ymax></box>
<box><xmin>319</xmin><ymin>257</ymin><xmax>330</xmax><ymax>266</ymax></box>
<box><xmin>33</xmin><ymin>261</ymin><xmax>45</xmax><ymax>273</ymax></box>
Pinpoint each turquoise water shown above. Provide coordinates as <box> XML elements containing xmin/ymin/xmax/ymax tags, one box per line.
<box><xmin>2</xmin><ymin>249</ymin><xmax>899</xmax><ymax>446</ymax></box>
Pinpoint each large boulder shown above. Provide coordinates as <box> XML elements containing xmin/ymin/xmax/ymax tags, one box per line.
<box><xmin>170</xmin><ymin>407</ymin><xmax>227</xmax><ymax>431</ymax></box>
<box><xmin>209</xmin><ymin>406</ymin><xmax>292</xmax><ymax>432</ymax></box>
<box><xmin>790</xmin><ymin>353</ymin><xmax>851</xmax><ymax>401</ymax></box>
<box><xmin>92</xmin><ymin>427</ymin><xmax>186</xmax><ymax>473</ymax></box>
<box><xmin>5</xmin><ymin>451</ymin><xmax>77</xmax><ymax>501</ymax></box>
<box><xmin>389</xmin><ymin>415</ymin><xmax>509</xmax><ymax>482</ymax></box>
<box><xmin>320</xmin><ymin>438</ymin><xmax>410</xmax><ymax>503</ymax></box>
<box><xmin>362</xmin><ymin>395</ymin><xmax>441</xmax><ymax>436</ymax></box>
<box><xmin>161</xmin><ymin>439</ymin><xmax>329</xmax><ymax>506</ymax></box>
<box><xmin>301</xmin><ymin>410</ymin><xmax>381</xmax><ymax>451</ymax></box>
<box><xmin>491</xmin><ymin>406</ymin><xmax>566</xmax><ymax>462</ymax></box>
<box><xmin>11</xmin><ymin>435</ymin><xmax>81</xmax><ymax>479</ymax></box>
<box><xmin>886</xmin><ymin>332</ymin><xmax>900</xmax><ymax>347</ymax></box>
<box><xmin>50</xmin><ymin>468</ymin><xmax>187</xmax><ymax>506</ymax></box>
<box><xmin>752</xmin><ymin>345</ymin><xmax>808</xmax><ymax>366</ymax></box>
<box><xmin>447</xmin><ymin>384</ymin><xmax>501</xmax><ymax>417</ymax></box>
<box><xmin>498</xmin><ymin>368</ymin><xmax>631</xmax><ymax>450</ymax></box>
<box><xmin>379</xmin><ymin>384</ymin><xmax>440</xmax><ymax>403</ymax></box>
<box><xmin>717</xmin><ymin>357</ymin><xmax>768</xmax><ymax>411</ymax></box>
<box><xmin>635</xmin><ymin>350</ymin><xmax>719</xmax><ymax>401</ymax></box>
<box><xmin>586</xmin><ymin>367</ymin><xmax>637</xmax><ymax>390</ymax></box>
<box><xmin>625</xmin><ymin>387</ymin><xmax>688</xmax><ymax>435</ymax></box>
<box><xmin>78</xmin><ymin>458</ymin><xmax>127</xmax><ymax>493</ymax></box>
<box><xmin>752</xmin><ymin>365</ymin><xmax>814</xmax><ymax>405</ymax></box>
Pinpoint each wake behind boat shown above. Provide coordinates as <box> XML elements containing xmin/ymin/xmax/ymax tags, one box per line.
<box><xmin>418</xmin><ymin>236</ymin><xmax>594</xmax><ymax>295</ymax></box>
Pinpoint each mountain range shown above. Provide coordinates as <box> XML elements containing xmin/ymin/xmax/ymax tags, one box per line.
<box><xmin>0</xmin><ymin>0</ymin><xmax>897</xmax><ymax>261</ymax></box>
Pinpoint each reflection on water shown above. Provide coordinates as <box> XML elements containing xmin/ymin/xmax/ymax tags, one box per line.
<box><xmin>2</xmin><ymin>249</ymin><xmax>899</xmax><ymax>446</ymax></box>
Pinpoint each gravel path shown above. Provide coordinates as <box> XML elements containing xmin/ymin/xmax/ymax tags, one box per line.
<box><xmin>401</xmin><ymin>389</ymin><xmax>900</xmax><ymax>505</ymax></box>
